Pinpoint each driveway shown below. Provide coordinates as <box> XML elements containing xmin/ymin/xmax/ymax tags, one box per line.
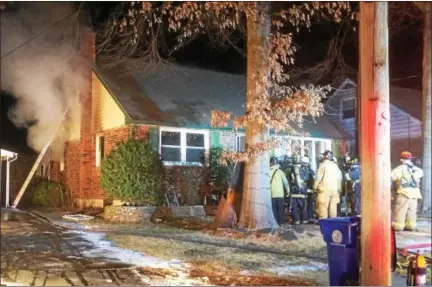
<box><xmin>0</xmin><ymin>208</ymin><xmax>207</xmax><ymax>286</ymax></box>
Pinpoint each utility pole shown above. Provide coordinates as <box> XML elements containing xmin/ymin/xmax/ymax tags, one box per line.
<box><xmin>359</xmin><ymin>2</ymin><xmax>391</xmax><ymax>286</ymax></box>
<box><xmin>414</xmin><ymin>2</ymin><xmax>432</xmax><ymax>214</ymax></box>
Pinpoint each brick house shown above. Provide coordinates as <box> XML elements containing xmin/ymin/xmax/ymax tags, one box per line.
<box><xmin>325</xmin><ymin>78</ymin><xmax>423</xmax><ymax>166</ymax></box>
<box><xmin>43</xmin><ymin>29</ymin><xmax>350</xmax><ymax>209</ymax></box>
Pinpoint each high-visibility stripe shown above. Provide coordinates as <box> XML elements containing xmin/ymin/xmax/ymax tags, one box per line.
<box><xmin>291</xmin><ymin>194</ymin><xmax>307</xmax><ymax>199</ymax></box>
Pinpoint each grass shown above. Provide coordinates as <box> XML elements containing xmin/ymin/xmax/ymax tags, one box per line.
<box><xmin>31</xmin><ymin>209</ymin><xmax>331</xmax><ymax>285</ymax></box>
<box><xmin>107</xmin><ymin>234</ymin><xmax>300</xmax><ymax>270</ymax></box>
<box><xmin>107</xmin><ymin>234</ymin><xmax>329</xmax><ymax>285</ymax></box>
<box><xmin>80</xmin><ymin>218</ymin><xmax>327</xmax><ymax>257</ymax></box>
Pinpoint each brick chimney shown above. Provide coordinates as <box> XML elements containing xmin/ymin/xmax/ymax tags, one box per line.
<box><xmin>79</xmin><ymin>28</ymin><xmax>96</xmax><ymax>205</ymax></box>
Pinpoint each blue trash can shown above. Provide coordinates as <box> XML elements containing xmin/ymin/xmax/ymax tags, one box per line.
<box><xmin>319</xmin><ymin>216</ymin><xmax>361</xmax><ymax>286</ymax></box>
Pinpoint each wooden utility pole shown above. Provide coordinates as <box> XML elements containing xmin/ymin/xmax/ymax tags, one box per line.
<box><xmin>359</xmin><ymin>2</ymin><xmax>391</xmax><ymax>286</ymax></box>
<box><xmin>414</xmin><ymin>2</ymin><xmax>432</xmax><ymax>213</ymax></box>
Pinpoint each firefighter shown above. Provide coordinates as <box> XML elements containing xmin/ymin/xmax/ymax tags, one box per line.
<box><xmin>313</xmin><ymin>150</ymin><xmax>343</xmax><ymax>219</ymax></box>
<box><xmin>291</xmin><ymin>156</ymin><xmax>315</xmax><ymax>224</ymax></box>
<box><xmin>341</xmin><ymin>154</ymin><xmax>353</xmax><ymax>216</ymax></box>
<box><xmin>391</xmin><ymin>151</ymin><xmax>424</xmax><ymax>231</ymax></box>
<box><xmin>290</xmin><ymin>157</ymin><xmax>308</xmax><ymax>224</ymax></box>
<box><xmin>345</xmin><ymin>157</ymin><xmax>361</xmax><ymax>215</ymax></box>
<box><xmin>270</xmin><ymin>157</ymin><xmax>290</xmax><ymax>225</ymax></box>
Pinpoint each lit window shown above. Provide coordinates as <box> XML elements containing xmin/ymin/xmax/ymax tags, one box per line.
<box><xmin>96</xmin><ymin>135</ymin><xmax>105</xmax><ymax>167</ymax></box>
<box><xmin>342</xmin><ymin>97</ymin><xmax>355</xmax><ymax>119</ymax></box>
<box><xmin>235</xmin><ymin>134</ymin><xmax>245</xmax><ymax>152</ymax></box>
<box><xmin>60</xmin><ymin>158</ymin><xmax>65</xmax><ymax>171</ymax></box>
<box><xmin>160</xmin><ymin>127</ymin><xmax>208</xmax><ymax>164</ymax></box>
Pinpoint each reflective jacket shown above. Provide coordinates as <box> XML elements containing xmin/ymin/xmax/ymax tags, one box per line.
<box><xmin>313</xmin><ymin>159</ymin><xmax>343</xmax><ymax>193</ymax></box>
<box><xmin>391</xmin><ymin>163</ymin><xmax>423</xmax><ymax>199</ymax></box>
<box><xmin>346</xmin><ymin>165</ymin><xmax>361</xmax><ymax>193</ymax></box>
<box><xmin>270</xmin><ymin>164</ymin><xmax>290</xmax><ymax>198</ymax></box>
<box><xmin>290</xmin><ymin>164</ymin><xmax>315</xmax><ymax>198</ymax></box>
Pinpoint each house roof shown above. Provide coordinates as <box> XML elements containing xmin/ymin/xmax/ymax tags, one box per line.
<box><xmin>390</xmin><ymin>86</ymin><xmax>422</xmax><ymax>121</ymax></box>
<box><xmin>94</xmin><ymin>60</ymin><xmax>349</xmax><ymax>139</ymax></box>
<box><xmin>335</xmin><ymin>78</ymin><xmax>422</xmax><ymax>121</ymax></box>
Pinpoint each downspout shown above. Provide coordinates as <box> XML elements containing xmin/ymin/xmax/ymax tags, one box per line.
<box><xmin>6</xmin><ymin>154</ymin><xmax>18</xmax><ymax>208</ymax></box>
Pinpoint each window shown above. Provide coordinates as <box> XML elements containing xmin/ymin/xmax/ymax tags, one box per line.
<box><xmin>96</xmin><ymin>135</ymin><xmax>105</xmax><ymax>167</ymax></box>
<box><xmin>160</xmin><ymin>127</ymin><xmax>208</xmax><ymax>164</ymax></box>
<box><xmin>342</xmin><ymin>97</ymin><xmax>355</xmax><ymax>119</ymax></box>
<box><xmin>39</xmin><ymin>164</ymin><xmax>45</xmax><ymax>177</ymax></box>
<box><xmin>235</xmin><ymin>134</ymin><xmax>245</xmax><ymax>152</ymax></box>
<box><xmin>60</xmin><ymin>159</ymin><xmax>65</xmax><ymax>172</ymax></box>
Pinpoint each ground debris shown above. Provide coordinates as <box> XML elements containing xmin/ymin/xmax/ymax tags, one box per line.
<box><xmin>189</xmin><ymin>262</ymin><xmax>315</xmax><ymax>286</ymax></box>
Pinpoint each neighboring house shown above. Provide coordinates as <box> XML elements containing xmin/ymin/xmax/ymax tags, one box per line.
<box><xmin>325</xmin><ymin>78</ymin><xmax>423</xmax><ymax>165</ymax></box>
<box><xmin>0</xmin><ymin>141</ymin><xmax>39</xmax><ymax>207</ymax></box>
<box><xmin>47</xmin><ymin>29</ymin><xmax>350</xmax><ymax>208</ymax></box>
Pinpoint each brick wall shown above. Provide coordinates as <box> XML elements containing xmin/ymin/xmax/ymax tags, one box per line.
<box><xmin>79</xmin><ymin>28</ymin><xmax>96</xmax><ymax>202</ymax></box>
<box><xmin>64</xmin><ymin>140</ymin><xmax>81</xmax><ymax>198</ymax></box>
<box><xmin>92</xmin><ymin>125</ymin><xmax>136</xmax><ymax>202</ymax></box>
<box><xmin>165</xmin><ymin>166</ymin><xmax>203</xmax><ymax>206</ymax></box>
<box><xmin>220</xmin><ymin>131</ymin><xmax>237</xmax><ymax>151</ymax></box>
<box><xmin>49</xmin><ymin>161</ymin><xmax>61</xmax><ymax>183</ymax></box>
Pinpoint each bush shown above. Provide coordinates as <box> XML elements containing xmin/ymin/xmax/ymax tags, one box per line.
<box><xmin>100</xmin><ymin>140</ymin><xmax>165</xmax><ymax>205</ymax></box>
<box><xmin>209</xmin><ymin>148</ymin><xmax>234</xmax><ymax>188</ymax></box>
<box><xmin>32</xmin><ymin>180</ymin><xmax>65</xmax><ymax>207</ymax></box>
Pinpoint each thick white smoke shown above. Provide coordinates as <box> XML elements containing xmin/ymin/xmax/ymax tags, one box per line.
<box><xmin>1</xmin><ymin>2</ymin><xmax>84</xmax><ymax>160</ymax></box>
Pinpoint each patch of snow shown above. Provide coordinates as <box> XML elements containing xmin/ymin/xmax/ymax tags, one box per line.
<box><xmin>66</xmin><ymin>230</ymin><xmax>170</xmax><ymax>268</ymax></box>
<box><xmin>62</xmin><ymin>214</ymin><xmax>94</xmax><ymax>221</ymax></box>
<box><xmin>267</xmin><ymin>261</ymin><xmax>328</xmax><ymax>276</ymax></box>
<box><xmin>0</xmin><ymin>279</ymin><xmax>26</xmax><ymax>286</ymax></box>
<box><xmin>59</xmin><ymin>230</ymin><xmax>209</xmax><ymax>286</ymax></box>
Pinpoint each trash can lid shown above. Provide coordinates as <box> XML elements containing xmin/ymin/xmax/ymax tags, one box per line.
<box><xmin>319</xmin><ymin>216</ymin><xmax>360</xmax><ymax>225</ymax></box>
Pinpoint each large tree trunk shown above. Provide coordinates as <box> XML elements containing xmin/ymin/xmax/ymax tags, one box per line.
<box><xmin>359</xmin><ymin>2</ymin><xmax>391</xmax><ymax>285</ymax></box>
<box><xmin>421</xmin><ymin>3</ymin><xmax>431</xmax><ymax>213</ymax></box>
<box><xmin>238</xmin><ymin>2</ymin><xmax>279</xmax><ymax>230</ymax></box>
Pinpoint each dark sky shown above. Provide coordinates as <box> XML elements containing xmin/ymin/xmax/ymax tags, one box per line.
<box><xmin>1</xmin><ymin>2</ymin><xmax>424</xmax><ymax>153</ymax></box>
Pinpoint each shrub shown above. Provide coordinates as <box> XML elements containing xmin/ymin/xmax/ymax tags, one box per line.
<box><xmin>100</xmin><ymin>140</ymin><xmax>165</xmax><ymax>205</ymax></box>
<box><xmin>32</xmin><ymin>180</ymin><xmax>65</xmax><ymax>207</ymax></box>
<box><xmin>209</xmin><ymin>148</ymin><xmax>234</xmax><ymax>188</ymax></box>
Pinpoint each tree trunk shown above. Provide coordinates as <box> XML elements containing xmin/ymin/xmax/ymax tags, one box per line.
<box><xmin>238</xmin><ymin>2</ymin><xmax>279</xmax><ymax>230</ymax></box>
<box><xmin>421</xmin><ymin>3</ymin><xmax>431</xmax><ymax>213</ymax></box>
<box><xmin>359</xmin><ymin>2</ymin><xmax>391</xmax><ymax>286</ymax></box>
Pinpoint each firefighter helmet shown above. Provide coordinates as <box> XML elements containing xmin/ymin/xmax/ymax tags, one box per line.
<box><xmin>344</xmin><ymin>154</ymin><xmax>351</xmax><ymax>165</ymax></box>
<box><xmin>270</xmin><ymin>156</ymin><xmax>278</xmax><ymax>166</ymax></box>
<box><xmin>322</xmin><ymin>150</ymin><xmax>333</xmax><ymax>160</ymax></box>
<box><xmin>400</xmin><ymin>150</ymin><xmax>413</xmax><ymax>160</ymax></box>
<box><xmin>349</xmin><ymin>158</ymin><xmax>359</xmax><ymax>166</ymax></box>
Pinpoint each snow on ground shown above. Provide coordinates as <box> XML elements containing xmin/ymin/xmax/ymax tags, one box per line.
<box><xmin>67</xmin><ymin>230</ymin><xmax>168</xmax><ymax>267</ymax></box>
<box><xmin>65</xmin><ymin>230</ymin><xmax>210</xmax><ymax>286</ymax></box>
<box><xmin>266</xmin><ymin>260</ymin><xmax>328</xmax><ymax>277</ymax></box>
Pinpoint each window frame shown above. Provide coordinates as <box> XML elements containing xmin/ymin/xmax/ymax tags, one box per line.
<box><xmin>95</xmin><ymin>135</ymin><xmax>105</xmax><ymax>167</ymax></box>
<box><xmin>235</xmin><ymin>133</ymin><xmax>245</xmax><ymax>152</ymax></box>
<box><xmin>159</xmin><ymin>127</ymin><xmax>209</xmax><ymax>166</ymax></box>
<box><xmin>341</xmin><ymin>96</ymin><xmax>356</xmax><ymax>120</ymax></box>
<box><xmin>60</xmin><ymin>159</ymin><xmax>65</xmax><ymax>172</ymax></box>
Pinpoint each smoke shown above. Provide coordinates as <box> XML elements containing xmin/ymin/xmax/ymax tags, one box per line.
<box><xmin>1</xmin><ymin>2</ymin><xmax>84</xmax><ymax>160</ymax></box>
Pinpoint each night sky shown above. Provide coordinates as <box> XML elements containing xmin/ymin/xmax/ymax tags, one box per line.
<box><xmin>0</xmin><ymin>2</ymin><xmax>424</xmax><ymax>154</ymax></box>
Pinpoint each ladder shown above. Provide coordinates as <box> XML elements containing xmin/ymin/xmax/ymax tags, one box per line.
<box><xmin>11</xmin><ymin>110</ymin><xmax>68</xmax><ymax>208</ymax></box>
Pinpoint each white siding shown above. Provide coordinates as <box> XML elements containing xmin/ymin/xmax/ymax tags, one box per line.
<box><xmin>325</xmin><ymin>80</ymin><xmax>421</xmax><ymax>141</ymax></box>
